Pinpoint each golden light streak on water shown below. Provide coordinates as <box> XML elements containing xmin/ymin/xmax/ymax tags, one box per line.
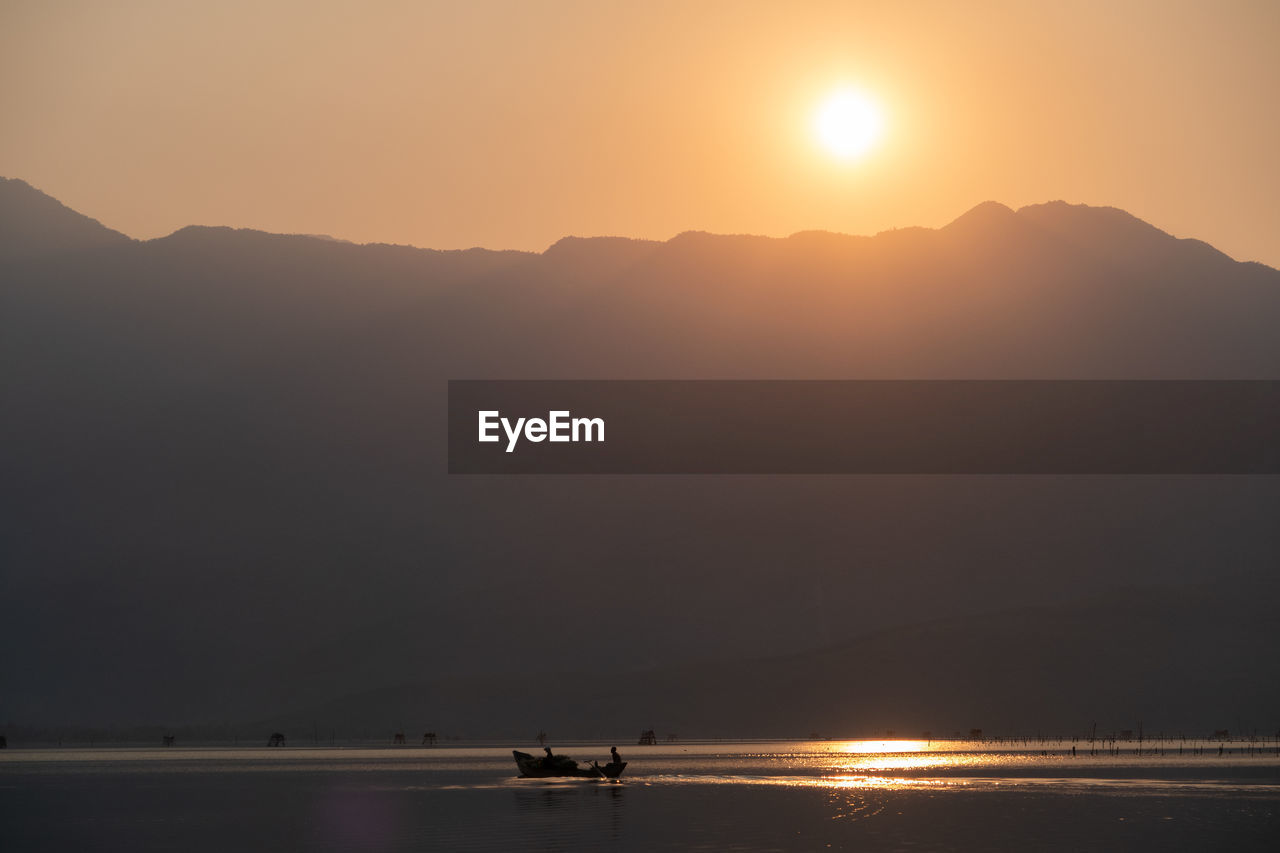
<box><xmin>835</xmin><ymin>739</ymin><xmax>931</xmax><ymax>754</ymax></box>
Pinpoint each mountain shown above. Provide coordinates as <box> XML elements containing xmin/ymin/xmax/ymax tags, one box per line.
<box><xmin>253</xmin><ymin>578</ymin><xmax>1280</xmax><ymax>740</ymax></box>
<box><xmin>0</xmin><ymin>178</ymin><xmax>132</xmax><ymax>258</ymax></box>
<box><xmin>1</xmin><ymin>180</ymin><xmax>1276</xmax><ymax>733</ymax></box>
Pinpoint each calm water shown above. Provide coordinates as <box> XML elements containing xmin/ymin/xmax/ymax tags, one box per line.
<box><xmin>3</xmin><ymin>740</ymin><xmax>1278</xmax><ymax>851</ymax></box>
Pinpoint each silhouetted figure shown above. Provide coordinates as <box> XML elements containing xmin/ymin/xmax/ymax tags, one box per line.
<box><xmin>610</xmin><ymin>746</ymin><xmax>622</xmax><ymax>765</ymax></box>
<box><xmin>268</xmin><ymin>732</ymin><xmax>286</xmax><ymax>747</ymax></box>
<box><xmin>544</xmin><ymin>746</ymin><xmax>554</xmax><ymax>759</ymax></box>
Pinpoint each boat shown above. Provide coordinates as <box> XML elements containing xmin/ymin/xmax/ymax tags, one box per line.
<box><xmin>512</xmin><ymin>750</ymin><xmax>627</xmax><ymax>779</ymax></box>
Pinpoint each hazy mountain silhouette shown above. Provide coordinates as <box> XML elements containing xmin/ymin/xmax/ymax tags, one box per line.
<box><xmin>0</xmin><ymin>178</ymin><xmax>132</xmax><ymax>258</ymax></box>
<box><xmin>1</xmin><ymin>178</ymin><xmax>1276</xmax><ymax>734</ymax></box>
<box><xmin>253</xmin><ymin>577</ymin><xmax>1280</xmax><ymax>739</ymax></box>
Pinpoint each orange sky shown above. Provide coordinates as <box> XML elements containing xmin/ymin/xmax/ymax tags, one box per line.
<box><xmin>3</xmin><ymin>1</ymin><xmax>1278</xmax><ymax>267</ymax></box>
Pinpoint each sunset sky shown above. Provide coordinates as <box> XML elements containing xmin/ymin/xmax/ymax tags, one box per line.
<box><xmin>3</xmin><ymin>0</ymin><xmax>1277</xmax><ymax>266</ymax></box>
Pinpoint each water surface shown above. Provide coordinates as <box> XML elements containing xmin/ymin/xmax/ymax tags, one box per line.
<box><xmin>3</xmin><ymin>740</ymin><xmax>1277</xmax><ymax>851</ymax></box>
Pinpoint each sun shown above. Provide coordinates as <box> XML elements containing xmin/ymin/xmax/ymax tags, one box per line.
<box><xmin>814</xmin><ymin>89</ymin><xmax>884</xmax><ymax>160</ymax></box>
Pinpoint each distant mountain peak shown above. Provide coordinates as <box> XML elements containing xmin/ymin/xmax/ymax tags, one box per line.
<box><xmin>1013</xmin><ymin>198</ymin><xmax>1240</xmax><ymax>265</ymax></box>
<box><xmin>945</xmin><ymin>200</ymin><xmax>1018</xmax><ymax>230</ymax></box>
<box><xmin>1016</xmin><ymin>199</ymin><xmax>1160</xmax><ymax>235</ymax></box>
<box><xmin>0</xmin><ymin>177</ymin><xmax>133</xmax><ymax>258</ymax></box>
<box><xmin>540</xmin><ymin>235</ymin><xmax>665</xmax><ymax>279</ymax></box>
<box><xmin>542</xmin><ymin>234</ymin><xmax>661</xmax><ymax>256</ymax></box>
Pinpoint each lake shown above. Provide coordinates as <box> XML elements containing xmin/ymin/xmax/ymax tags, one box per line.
<box><xmin>3</xmin><ymin>740</ymin><xmax>1277</xmax><ymax>851</ymax></box>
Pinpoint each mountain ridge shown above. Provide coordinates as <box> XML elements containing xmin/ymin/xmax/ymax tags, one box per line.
<box><xmin>2</xmin><ymin>176</ymin><xmax>1270</xmax><ymax>271</ymax></box>
<box><xmin>1</xmin><ymin>177</ymin><xmax>1277</xmax><ymax>731</ymax></box>
<box><xmin>0</xmin><ymin>177</ymin><xmax>134</xmax><ymax>258</ymax></box>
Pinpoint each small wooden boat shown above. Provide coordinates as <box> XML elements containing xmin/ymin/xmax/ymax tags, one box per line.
<box><xmin>512</xmin><ymin>750</ymin><xmax>627</xmax><ymax>779</ymax></box>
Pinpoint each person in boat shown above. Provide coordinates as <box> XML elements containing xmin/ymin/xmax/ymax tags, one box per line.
<box><xmin>541</xmin><ymin>746</ymin><xmax>580</xmax><ymax>773</ymax></box>
<box><xmin>610</xmin><ymin>746</ymin><xmax>622</xmax><ymax>766</ymax></box>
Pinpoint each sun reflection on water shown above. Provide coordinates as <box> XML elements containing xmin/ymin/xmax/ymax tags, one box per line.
<box><xmin>836</xmin><ymin>739</ymin><xmax>931</xmax><ymax>754</ymax></box>
<box><xmin>820</xmin><ymin>739</ymin><xmax>989</xmax><ymax>774</ymax></box>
